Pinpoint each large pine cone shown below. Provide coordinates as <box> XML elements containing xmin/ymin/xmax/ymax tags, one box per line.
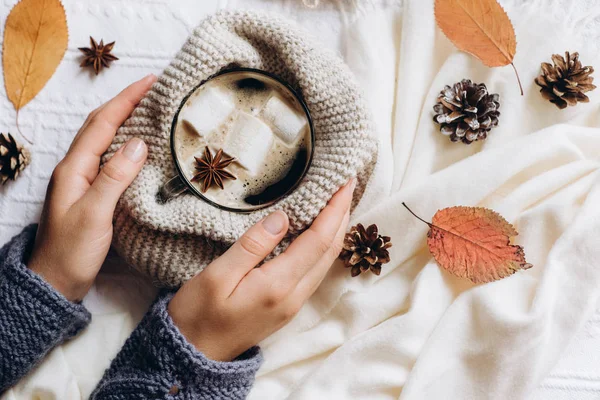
<box><xmin>0</xmin><ymin>133</ymin><xmax>30</xmax><ymax>185</ymax></box>
<box><xmin>340</xmin><ymin>223</ymin><xmax>392</xmax><ymax>277</ymax></box>
<box><xmin>433</xmin><ymin>79</ymin><xmax>500</xmax><ymax>144</ymax></box>
<box><xmin>535</xmin><ymin>51</ymin><xmax>596</xmax><ymax>109</ymax></box>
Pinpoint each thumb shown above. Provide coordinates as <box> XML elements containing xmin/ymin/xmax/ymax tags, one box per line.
<box><xmin>84</xmin><ymin>138</ymin><xmax>147</xmax><ymax>211</ymax></box>
<box><xmin>204</xmin><ymin>210</ymin><xmax>289</xmax><ymax>294</ymax></box>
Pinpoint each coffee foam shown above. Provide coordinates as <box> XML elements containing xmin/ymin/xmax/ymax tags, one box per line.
<box><xmin>174</xmin><ymin>71</ymin><xmax>311</xmax><ymax>210</ymax></box>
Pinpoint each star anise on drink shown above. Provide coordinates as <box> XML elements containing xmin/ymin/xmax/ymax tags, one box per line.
<box><xmin>192</xmin><ymin>146</ymin><xmax>236</xmax><ymax>192</ymax></box>
<box><xmin>78</xmin><ymin>37</ymin><xmax>119</xmax><ymax>75</ymax></box>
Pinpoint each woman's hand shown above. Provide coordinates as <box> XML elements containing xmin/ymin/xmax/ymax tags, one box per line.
<box><xmin>168</xmin><ymin>179</ymin><xmax>355</xmax><ymax>361</ymax></box>
<box><xmin>27</xmin><ymin>74</ymin><xmax>157</xmax><ymax>302</ymax></box>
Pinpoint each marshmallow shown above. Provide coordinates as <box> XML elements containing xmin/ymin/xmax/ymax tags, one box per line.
<box><xmin>260</xmin><ymin>94</ymin><xmax>307</xmax><ymax>145</ymax></box>
<box><xmin>181</xmin><ymin>86</ymin><xmax>235</xmax><ymax>137</ymax></box>
<box><xmin>223</xmin><ymin>112</ymin><xmax>274</xmax><ymax>176</ymax></box>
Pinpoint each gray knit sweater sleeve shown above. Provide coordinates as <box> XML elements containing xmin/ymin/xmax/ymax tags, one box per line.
<box><xmin>0</xmin><ymin>226</ymin><xmax>262</xmax><ymax>398</ymax></box>
<box><xmin>91</xmin><ymin>292</ymin><xmax>263</xmax><ymax>399</ymax></box>
<box><xmin>0</xmin><ymin>225</ymin><xmax>92</xmax><ymax>393</ymax></box>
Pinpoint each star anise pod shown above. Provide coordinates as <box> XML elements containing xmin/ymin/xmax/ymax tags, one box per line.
<box><xmin>78</xmin><ymin>37</ymin><xmax>119</xmax><ymax>75</ymax></box>
<box><xmin>192</xmin><ymin>146</ymin><xmax>236</xmax><ymax>192</ymax></box>
<box><xmin>339</xmin><ymin>223</ymin><xmax>392</xmax><ymax>277</ymax></box>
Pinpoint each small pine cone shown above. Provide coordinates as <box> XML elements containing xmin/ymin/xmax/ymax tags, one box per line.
<box><xmin>433</xmin><ymin>79</ymin><xmax>500</xmax><ymax>144</ymax></box>
<box><xmin>535</xmin><ymin>51</ymin><xmax>596</xmax><ymax>109</ymax></box>
<box><xmin>339</xmin><ymin>223</ymin><xmax>392</xmax><ymax>277</ymax></box>
<box><xmin>0</xmin><ymin>133</ymin><xmax>30</xmax><ymax>185</ymax></box>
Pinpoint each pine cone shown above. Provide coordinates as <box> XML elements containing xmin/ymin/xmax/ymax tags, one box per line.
<box><xmin>0</xmin><ymin>133</ymin><xmax>30</xmax><ymax>185</ymax></box>
<box><xmin>433</xmin><ymin>79</ymin><xmax>500</xmax><ymax>144</ymax></box>
<box><xmin>340</xmin><ymin>223</ymin><xmax>392</xmax><ymax>277</ymax></box>
<box><xmin>535</xmin><ymin>51</ymin><xmax>596</xmax><ymax>109</ymax></box>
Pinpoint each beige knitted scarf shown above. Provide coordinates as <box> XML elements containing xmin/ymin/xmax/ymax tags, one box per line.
<box><xmin>104</xmin><ymin>11</ymin><xmax>378</xmax><ymax>287</ymax></box>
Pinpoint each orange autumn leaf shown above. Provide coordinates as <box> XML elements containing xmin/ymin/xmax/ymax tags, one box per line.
<box><xmin>434</xmin><ymin>0</ymin><xmax>523</xmax><ymax>94</ymax></box>
<box><xmin>404</xmin><ymin>204</ymin><xmax>532</xmax><ymax>283</ymax></box>
<box><xmin>3</xmin><ymin>0</ymin><xmax>68</xmax><ymax>111</ymax></box>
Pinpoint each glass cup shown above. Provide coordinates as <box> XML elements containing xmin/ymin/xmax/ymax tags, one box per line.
<box><xmin>158</xmin><ymin>68</ymin><xmax>314</xmax><ymax>213</ymax></box>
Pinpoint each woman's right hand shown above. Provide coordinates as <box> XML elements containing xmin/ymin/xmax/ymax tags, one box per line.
<box><xmin>168</xmin><ymin>179</ymin><xmax>355</xmax><ymax>362</ymax></box>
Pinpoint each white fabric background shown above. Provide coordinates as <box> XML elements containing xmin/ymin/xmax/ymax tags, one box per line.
<box><xmin>1</xmin><ymin>0</ymin><xmax>600</xmax><ymax>398</ymax></box>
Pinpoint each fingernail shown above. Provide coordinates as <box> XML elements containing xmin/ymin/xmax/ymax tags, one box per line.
<box><xmin>262</xmin><ymin>211</ymin><xmax>288</xmax><ymax>235</ymax></box>
<box><xmin>142</xmin><ymin>73</ymin><xmax>157</xmax><ymax>84</ymax></box>
<box><xmin>350</xmin><ymin>177</ymin><xmax>357</xmax><ymax>192</ymax></box>
<box><xmin>122</xmin><ymin>138</ymin><xmax>146</xmax><ymax>162</ymax></box>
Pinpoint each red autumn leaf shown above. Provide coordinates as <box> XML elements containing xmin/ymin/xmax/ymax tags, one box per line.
<box><xmin>404</xmin><ymin>204</ymin><xmax>532</xmax><ymax>283</ymax></box>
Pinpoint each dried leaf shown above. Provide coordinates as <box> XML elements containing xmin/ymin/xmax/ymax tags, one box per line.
<box><xmin>434</xmin><ymin>0</ymin><xmax>523</xmax><ymax>95</ymax></box>
<box><xmin>3</xmin><ymin>0</ymin><xmax>68</xmax><ymax>111</ymax></box>
<box><xmin>404</xmin><ymin>204</ymin><xmax>532</xmax><ymax>283</ymax></box>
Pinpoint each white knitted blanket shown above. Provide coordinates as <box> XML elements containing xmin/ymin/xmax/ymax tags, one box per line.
<box><xmin>1</xmin><ymin>0</ymin><xmax>600</xmax><ymax>399</ymax></box>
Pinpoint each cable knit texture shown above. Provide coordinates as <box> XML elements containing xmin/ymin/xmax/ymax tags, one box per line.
<box><xmin>0</xmin><ymin>225</ymin><xmax>91</xmax><ymax>393</ymax></box>
<box><xmin>91</xmin><ymin>292</ymin><xmax>262</xmax><ymax>399</ymax></box>
<box><xmin>102</xmin><ymin>10</ymin><xmax>378</xmax><ymax>287</ymax></box>
<box><xmin>0</xmin><ymin>227</ymin><xmax>262</xmax><ymax>397</ymax></box>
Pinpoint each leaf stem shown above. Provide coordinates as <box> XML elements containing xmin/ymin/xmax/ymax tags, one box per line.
<box><xmin>511</xmin><ymin>62</ymin><xmax>524</xmax><ymax>96</ymax></box>
<box><xmin>402</xmin><ymin>203</ymin><xmax>431</xmax><ymax>226</ymax></box>
<box><xmin>15</xmin><ymin>111</ymin><xmax>33</xmax><ymax>145</ymax></box>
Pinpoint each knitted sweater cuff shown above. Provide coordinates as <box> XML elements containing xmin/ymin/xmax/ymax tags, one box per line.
<box><xmin>0</xmin><ymin>225</ymin><xmax>92</xmax><ymax>393</ymax></box>
<box><xmin>92</xmin><ymin>292</ymin><xmax>263</xmax><ymax>399</ymax></box>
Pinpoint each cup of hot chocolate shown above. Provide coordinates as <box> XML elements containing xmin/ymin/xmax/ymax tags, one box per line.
<box><xmin>158</xmin><ymin>68</ymin><xmax>314</xmax><ymax>212</ymax></box>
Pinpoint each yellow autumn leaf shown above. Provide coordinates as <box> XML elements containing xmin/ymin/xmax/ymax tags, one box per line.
<box><xmin>3</xmin><ymin>0</ymin><xmax>68</xmax><ymax>111</ymax></box>
<box><xmin>434</xmin><ymin>0</ymin><xmax>523</xmax><ymax>94</ymax></box>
